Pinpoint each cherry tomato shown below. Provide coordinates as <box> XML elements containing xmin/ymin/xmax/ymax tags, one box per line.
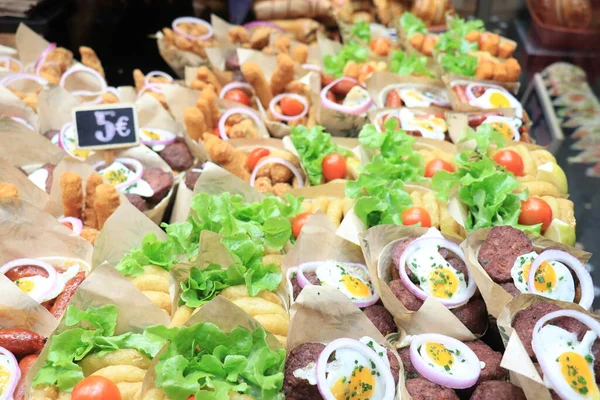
<box><xmin>187</xmin><ymin>397</ymin><xmax>195</xmax><ymax>400</ymax></box>
<box><xmin>357</xmin><ymin>64</ymin><xmax>375</xmax><ymax>85</ymax></box>
<box><xmin>370</xmin><ymin>37</ymin><xmax>391</xmax><ymax>56</ymax></box>
<box><xmin>322</xmin><ymin>154</ymin><xmax>347</xmax><ymax>182</ymax></box>
<box><xmin>402</xmin><ymin>207</ymin><xmax>432</xmax><ymax>228</ymax></box>
<box><xmin>519</xmin><ymin>197</ymin><xmax>553</xmax><ymax>232</ymax></box>
<box><xmin>280</xmin><ymin>96</ymin><xmax>305</xmax><ymax>116</ymax></box>
<box><xmin>493</xmin><ymin>149</ymin><xmax>524</xmax><ymax>176</ymax></box>
<box><xmin>425</xmin><ymin>159</ymin><xmax>455</xmax><ymax>178</ymax></box>
<box><xmin>72</xmin><ymin>376</ymin><xmax>121</xmax><ymax>400</ymax></box>
<box><xmin>292</xmin><ymin>213</ymin><xmax>313</xmax><ymax>239</ymax></box>
<box><xmin>247</xmin><ymin>148</ymin><xmax>271</xmax><ymax>171</ymax></box>
<box><xmin>223</xmin><ymin>89</ymin><xmax>251</xmax><ymax>107</ymax></box>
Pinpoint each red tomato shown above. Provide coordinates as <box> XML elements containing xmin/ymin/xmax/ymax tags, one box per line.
<box><xmin>322</xmin><ymin>154</ymin><xmax>347</xmax><ymax>182</ymax></box>
<box><xmin>292</xmin><ymin>213</ymin><xmax>313</xmax><ymax>239</ymax></box>
<box><xmin>357</xmin><ymin>64</ymin><xmax>375</xmax><ymax>85</ymax></box>
<box><xmin>247</xmin><ymin>148</ymin><xmax>271</xmax><ymax>171</ymax></box>
<box><xmin>370</xmin><ymin>37</ymin><xmax>391</xmax><ymax>55</ymax></box>
<box><xmin>402</xmin><ymin>207</ymin><xmax>432</xmax><ymax>228</ymax></box>
<box><xmin>72</xmin><ymin>376</ymin><xmax>121</xmax><ymax>400</ymax></box>
<box><xmin>424</xmin><ymin>159</ymin><xmax>455</xmax><ymax>178</ymax></box>
<box><xmin>187</xmin><ymin>397</ymin><xmax>195</xmax><ymax>400</ymax></box>
<box><xmin>280</xmin><ymin>97</ymin><xmax>305</xmax><ymax>116</ymax></box>
<box><xmin>223</xmin><ymin>89</ymin><xmax>251</xmax><ymax>107</ymax></box>
<box><xmin>519</xmin><ymin>197</ymin><xmax>553</xmax><ymax>232</ymax></box>
<box><xmin>493</xmin><ymin>149</ymin><xmax>524</xmax><ymax>176</ymax></box>
<box><xmin>61</xmin><ymin>222</ymin><xmax>73</xmax><ymax>230</ymax></box>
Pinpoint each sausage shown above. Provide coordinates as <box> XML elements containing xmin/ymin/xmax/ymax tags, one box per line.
<box><xmin>452</xmin><ymin>85</ymin><xmax>469</xmax><ymax>104</ymax></box>
<box><xmin>330</xmin><ymin>80</ymin><xmax>359</xmax><ymax>96</ymax></box>
<box><xmin>325</xmin><ymin>90</ymin><xmax>337</xmax><ymax>102</ymax></box>
<box><xmin>385</xmin><ymin>90</ymin><xmax>402</xmax><ymax>107</ymax></box>
<box><xmin>50</xmin><ymin>271</ymin><xmax>86</xmax><ymax>318</ymax></box>
<box><xmin>0</xmin><ymin>329</ymin><xmax>46</xmax><ymax>356</ymax></box>
<box><xmin>321</xmin><ymin>73</ymin><xmax>335</xmax><ymax>87</ymax></box>
<box><xmin>14</xmin><ymin>354</ymin><xmax>38</xmax><ymax>400</ymax></box>
<box><xmin>4</xmin><ymin>265</ymin><xmax>48</xmax><ymax>281</ymax></box>
<box><xmin>467</xmin><ymin>112</ymin><xmax>502</xmax><ymax>127</ymax></box>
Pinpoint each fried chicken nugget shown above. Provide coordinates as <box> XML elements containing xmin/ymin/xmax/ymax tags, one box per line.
<box><xmin>479</xmin><ymin>32</ymin><xmax>500</xmax><ymax>56</ymax></box>
<box><xmin>475</xmin><ymin>60</ymin><xmax>494</xmax><ymax>81</ymax></box>
<box><xmin>101</xmin><ymin>92</ymin><xmax>119</xmax><ymax>104</ymax></box>
<box><xmin>291</xmin><ymin>44</ymin><xmax>309</xmax><ymax>64</ymax></box>
<box><xmin>83</xmin><ymin>173</ymin><xmax>103</xmax><ymax>229</ymax></box>
<box><xmin>409</xmin><ymin>32</ymin><xmax>425</xmax><ymax>51</ymax></box>
<box><xmin>0</xmin><ymin>183</ymin><xmax>18</xmax><ymax>199</ymax></box>
<box><xmin>273</xmin><ymin>35</ymin><xmax>291</xmax><ymax>54</ymax></box>
<box><xmin>195</xmin><ymin>97</ymin><xmax>213</xmax><ymax>132</ymax></box>
<box><xmin>465</xmin><ymin>30</ymin><xmax>481</xmax><ymax>43</ymax></box>
<box><xmin>505</xmin><ymin>58</ymin><xmax>521</xmax><ymax>82</ymax></box>
<box><xmin>343</xmin><ymin>61</ymin><xmax>360</xmax><ymax>79</ymax></box>
<box><xmin>60</xmin><ymin>172</ymin><xmax>83</xmax><ymax>219</ymax></box>
<box><xmin>94</xmin><ymin>184</ymin><xmax>120</xmax><ymax>229</ymax></box>
<box><xmin>270</xmin><ymin>53</ymin><xmax>295</xmax><ymax>96</ymax></box>
<box><xmin>46</xmin><ymin>47</ymin><xmax>73</xmax><ymax>73</ymax></box>
<box><xmin>498</xmin><ymin>40</ymin><xmax>516</xmax><ymax>59</ymax></box>
<box><xmin>133</xmin><ymin>69</ymin><xmax>145</xmax><ymax>92</ymax></box>
<box><xmin>202</xmin><ymin>133</ymin><xmax>251</xmax><ymax>181</ymax></box>
<box><xmin>249</xmin><ymin>27</ymin><xmax>272</xmax><ymax>50</ymax></box>
<box><xmin>228</xmin><ymin>26</ymin><xmax>250</xmax><ymax>44</ymax></box>
<box><xmin>79</xmin><ymin>46</ymin><xmax>105</xmax><ymax>78</ymax></box>
<box><xmin>200</xmin><ymin>88</ymin><xmax>220</xmax><ymax>127</ymax></box>
<box><xmin>284</xmin><ymin>80</ymin><xmax>308</xmax><ymax>96</ymax></box>
<box><xmin>241</xmin><ymin>62</ymin><xmax>273</xmax><ymax>108</ymax></box>
<box><xmin>80</xmin><ymin>227</ymin><xmax>99</xmax><ymax>245</ymax></box>
<box><xmin>492</xmin><ymin>62</ymin><xmax>508</xmax><ymax>82</ymax></box>
<box><xmin>22</xmin><ymin>93</ymin><xmax>38</xmax><ymax>111</ymax></box>
<box><xmin>192</xmin><ymin>39</ymin><xmax>208</xmax><ymax>58</ymax></box>
<box><xmin>183</xmin><ymin>106</ymin><xmax>207</xmax><ymax>142</ymax></box>
<box><xmin>174</xmin><ymin>33</ymin><xmax>193</xmax><ymax>51</ymax></box>
<box><xmin>196</xmin><ymin>66</ymin><xmax>222</xmax><ymax>93</ymax></box>
<box><xmin>229</xmin><ymin>119</ymin><xmax>258</xmax><ymax>139</ymax></box>
<box><xmin>39</xmin><ymin>63</ymin><xmax>62</xmax><ymax>85</ymax></box>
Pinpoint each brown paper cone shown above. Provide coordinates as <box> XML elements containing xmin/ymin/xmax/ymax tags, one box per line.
<box><xmin>366</xmin><ymin>71</ymin><xmax>448</xmax><ymax>108</ymax></box>
<box><xmin>192</xmin><ymin>162</ymin><xmax>264</xmax><ymax>203</ymax></box>
<box><xmin>442</xmin><ymin>75</ymin><xmax>520</xmax><ymax>112</ymax></box>
<box><xmin>0</xmin><ymin>87</ymin><xmax>39</xmax><ymax>129</ymax></box>
<box><xmin>0</xmin><ymin>157</ymin><xmax>52</xmax><ymax>211</ymax></box>
<box><xmin>36</xmin><ymin>85</ymin><xmax>81</xmax><ymax>134</ymax></box>
<box><xmin>445</xmin><ymin>108</ymin><xmax>517</xmax><ymax>143</ymax></box>
<box><xmin>156</xmin><ymin>33</ymin><xmax>208</xmax><ymax>78</ymax></box>
<box><xmin>0</xmin><ymin>118</ymin><xmax>65</xmax><ymax>169</ymax></box>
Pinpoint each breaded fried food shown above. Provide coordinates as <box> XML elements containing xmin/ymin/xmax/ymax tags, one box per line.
<box><xmin>133</xmin><ymin>69</ymin><xmax>145</xmax><ymax>92</ymax></box>
<box><xmin>492</xmin><ymin>63</ymin><xmax>508</xmax><ymax>82</ymax></box>
<box><xmin>195</xmin><ymin>97</ymin><xmax>213</xmax><ymax>132</ymax></box>
<box><xmin>174</xmin><ymin>33</ymin><xmax>193</xmax><ymax>51</ymax></box>
<box><xmin>505</xmin><ymin>58</ymin><xmax>521</xmax><ymax>82</ymax></box>
<box><xmin>480</xmin><ymin>32</ymin><xmax>500</xmax><ymax>56</ymax></box>
<box><xmin>60</xmin><ymin>172</ymin><xmax>83</xmax><ymax>219</ymax></box>
<box><xmin>83</xmin><ymin>173</ymin><xmax>103</xmax><ymax>229</ymax></box>
<box><xmin>291</xmin><ymin>44</ymin><xmax>309</xmax><ymax>64</ymax></box>
<box><xmin>254</xmin><ymin>176</ymin><xmax>274</xmax><ymax>194</ymax></box>
<box><xmin>162</xmin><ymin>27</ymin><xmax>174</xmax><ymax>45</ymax></box>
<box><xmin>228</xmin><ymin>26</ymin><xmax>250</xmax><ymax>44</ymax></box>
<box><xmin>270</xmin><ymin>53</ymin><xmax>295</xmax><ymax>96</ymax></box>
<box><xmin>229</xmin><ymin>119</ymin><xmax>258</xmax><ymax>139</ymax></box>
<box><xmin>39</xmin><ymin>63</ymin><xmax>62</xmax><ymax>85</ymax></box>
<box><xmin>241</xmin><ymin>62</ymin><xmax>273</xmax><ymax>108</ymax></box>
<box><xmin>94</xmin><ymin>184</ymin><xmax>120</xmax><ymax>229</ymax></box>
<box><xmin>409</xmin><ymin>32</ymin><xmax>425</xmax><ymax>51</ymax></box>
<box><xmin>343</xmin><ymin>61</ymin><xmax>360</xmax><ymax>79</ymax></box>
<box><xmin>202</xmin><ymin>133</ymin><xmax>250</xmax><ymax>181</ymax></box>
<box><xmin>476</xmin><ymin>60</ymin><xmax>494</xmax><ymax>81</ymax></box>
<box><xmin>0</xmin><ymin>183</ymin><xmax>18</xmax><ymax>199</ymax></box>
<box><xmin>498</xmin><ymin>40</ymin><xmax>516</xmax><ymax>59</ymax></box>
<box><xmin>200</xmin><ymin>87</ymin><xmax>220</xmax><ymax>127</ymax></box>
<box><xmin>192</xmin><ymin>39</ymin><xmax>208</xmax><ymax>58</ymax></box>
<box><xmin>80</xmin><ymin>46</ymin><xmax>105</xmax><ymax>78</ymax></box>
<box><xmin>183</xmin><ymin>106</ymin><xmax>207</xmax><ymax>142</ymax></box>
<box><xmin>101</xmin><ymin>92</ymin><xmax>119</xmax><ymax>104</ymax></box>
<box><xmin>46</xmin><ymin>47</ymin><xmax>73</xmax><ymax>73</ymax></box>
<box><xmin>196</xmin><ymin>66</ymin><xmax>221</xmax><ymax>93</ymax></box>
<box><xmin>273</xmin><ymin>35</ymin><xmax>291</xmax><ymax>54</ymax></box>
<box><xmin>81</xmin><ymin>227</ymin><xmax>100</xmax><ymax>244</ymax></box>
<box><xmin>23</xmin><ymin>93</ymin><xmax>38</xmax><ymax>111</ymax></box>
<box><xmin>248</xmin><ymin>27</ymin><xmax>272</xmax><ymax>50</ymax></box>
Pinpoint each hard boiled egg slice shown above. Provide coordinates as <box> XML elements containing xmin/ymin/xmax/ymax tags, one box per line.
<box><xmin>511</xmin><ymin>251</ymin><xmax>575</xmax><ymax>302</ymax></box>
<box><xmin>482</xmin><ymin>116</ymin><xmax>522</xmax><ymax>141</ymax></box>
<box><xmin>470</xmin><ymin>88</ymin><xmax>522</xmax><ymax>117</ymax></box>
<box><xmin>399</xmin><ymin>109</ymin><xmax>447</xmax><ymax>140</ymax></box>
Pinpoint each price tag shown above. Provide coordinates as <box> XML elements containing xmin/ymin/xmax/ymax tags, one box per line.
<box><xmin>72</xmin><ymin>103</ymin><xmax>139</xmax><ymax>150</ymax></box>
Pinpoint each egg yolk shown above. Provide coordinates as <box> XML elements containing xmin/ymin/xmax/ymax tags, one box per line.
<box><xmin>558</xmin><ymin>351</ymin><xmax>600</xmax><ymax>398</ymax></box>
<box><xmin>404</xmin><ymin>91</ymin><xmax>424</xmax><ymax>101</ymax></box>
<box><xmin>341</xmin><ymin>275</ymin><xmax>370</xmax><ymax>297</ymax></box>
<box><xmin>15</xmin><ymin>279</ymin><xmax>35</xmax><ymax>293</ymax></box>
<box><xmin>413</xmin><ymin>117</ymin><xmax>446</xmax><ymax>132</ymax></box>
<box><xmin>103</xmin><ymin>169</ymin><xmax>128</xmax><ymax>185</ymax></box>
<box><xmin>490</xmin><ymin>122</ymin><xmax>514</xmax><ymax>140</ymax></box>
<box><xmin>489</xmin><ymin>92</ymin><xmax>511</xmax><ymax>108</ymax></box>
<box><xmin>0</xmin><ymin>365</ymin><xmax>10</xmax><ymax>394</ymax></box>
<box><xmin>330</xmin><ymin>365</ymin><xmax>375</xmax><ymax>400</ymax></box>
<box><xmin>529</xmin><ymin>261</ymin><xmax>556</xmax><ymax>292</ymax></box>
<box><xmin>425</xmin><ymin>342</ymin><xmax>455</xmax><ymax>370</ymax></box>
<box><xmin>72</xmin><ymin>149</ymin><xmax>91</xmax><ymax>159</ymax></box>
<box><xmin>428</xmin><ymin>267</ymin><xmax>458</xmax><ymax>298</ymax></box>
<box><xmin>144</xmin><ymin>130</ymin><xmax>161</xmax><ymax>140</ymax></box>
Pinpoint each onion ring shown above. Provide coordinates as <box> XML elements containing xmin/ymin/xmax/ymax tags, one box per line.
<box><xmin>268</xmin><ymin>93</ymin><xmax>309</xmax><ymax>122</ymax></box>
<box><xmin>137</xmin><ymin>83</ymin><xmax>164</xmax><ymax>98</ymax></box>
<box><xmin>217</xmin><ymin>108</ymin><xmax>262</xmax><ymax>141</ymax></box>
<box><xmin>140</xmin><ymin>128</ymin><xmax>177</xmax><ymax>146</ymax></box>
<box><xmin>219</xmin><ymin>82</ymin><xmax>255</xmax><ymax>99</ymax></box>
<box><xmin>320</xmin><ymin>77</ymin><xmax>373</xmax><ymax>115</ymax></box>
<box><xmin>93</xmin><ymin>157</ymin><xmax>144</xmax><ymax>191</ymax></box>
<box><xmin>58</xmin><ymin>122</ymin><xmax>91</xmax><ymax>161</ymax></box>
<box><xmin>0</xmin><ymin>73</ymin><xmax>48</xmax><ymax>88</ymax></box>
<box><xmin>397</xmin><ymin>237</ymin><xmax>477</xmax><ymax>308</ymax></box>
<box><xmin>249</xmin><ymin>157</ymin><xmax>305</xmax><ymax>188</ymax></box>
<box><xmin>527</xmin><ymin>249</ymin><xmax>594</xmax><ymax>310</ymax></box>
<box><xmin>0</xmin><ymin>346</ymin><xmax>20</xmax><ymax>400</ymax></box>
<box><xmin>0</xmin><ymin>258</ymin><xmax>58</xmax><ymax>303</ymax></box>
<box><xmin>60</xmin><ymin>65</ymin><xmax>107</xmax><ymax>97</ymax></box>
<box><xmin>34</xmin><ymin>43</ymin><xmax>57</xmax><ymax>75</ymax></box>
<box><xmin>144</xmin><ymin>71</ymin><xmax>174</xmax><ymax>86</ymax></box>
<box><xmin>172</xmin><ymin>17</ymin><xmax>213</xmax><ymax>41</ymax></box>
<box><xmin>0</xmin><ymin>56</ymin><xmax>23</xmax><ymax>73</ymax></box>
<box><xmin>58</xmin><ymin>217</ymin><xmax>83</xmax><ymax>236</ymax></box>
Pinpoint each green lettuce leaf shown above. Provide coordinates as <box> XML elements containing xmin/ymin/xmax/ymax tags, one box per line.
<box><xmin>389</xmin><ymin>50</ymin><xmax>434</xmax><ymax>78</ymax></box>
<box><xmin>461</xmin><ymin>124</ymin><xmax>506</xmax><ymax>153</ymax></box>
<box><xmin>323</xmin><ymin>41</ymin><xmax>369</xmax><ymax>78</ymax></box>
<box><xmin>436</xmin><ymin>16</ymin><xmax>483</xmax><ymax>54</ymax></box>
<box><xmin>439</xmin><ymin>53</ymin><xmax>478</xmax><ymax>77</ymax></box>
<box><xmin>115</xmin><ymin>233</ymin><xmax>177</xmax><ymax>277</ymax></box>
<box><xmin>350</xmin><ymin>19</ymin><xmax>371</xmax><ymax>42</ymax></box>
<box><xmin>400</xmin><ymin>12</ymin><xmax>427</xmax><ymax>38</ymax></box>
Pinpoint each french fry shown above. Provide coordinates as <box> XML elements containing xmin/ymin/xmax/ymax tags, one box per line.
<box><xmin>80</xmin><ymin>349</ymin><xmax>151</xmax><ymax>376</ymax></box>
<box><xmin>253</xmin><ymin>314</ymin><xmax>289</xmax><ymax>336</ymax></box>
<box><xmin>311</xmin><ymin>197</ymin><xmax>330</xmax><ymax>213</ymax></box>
<box><xmin>301</xmin><ymin>199</ymin><xmax>313</xmax><ymax>213</ymax></box>
<box><xmin>142</xmin><ymin>291</ymin><xmax>171</xmax><ymax>315</ymax></box>
<box><xmin>60</xmin><ymin>172</ymin><xmax>83</xmax><ymax>219</ymax></box>
<box><xmin>423</xmin><ymin>192</ymin><xmax>440</xmax><ymax>228</ymax></box>
<box><xmin>231</xmin><ymin>297</ymin><xmax>288</xmax><ymax>318</ymax></box>
<box><xmin>91</xmin><ymin>365</ymin><xmax>146</xmax><ymax>383</ymax></box>
<box><xmin>131</xmin><ymin>274</ymin><xmax>169</xmax><ymax>293</ymax></box>
<box><xmin>438</xmin><ymin>198</ymin><xmax>461</xmax><ymax>237</ymax></box>
<box><xmin>170</xmin><ymin>305</ymin><xmax>194</xmax><ymax>328</ymax></box>
<box><xmin>410</xmin><ymin>191</ymin><xmax>423</xmax><ymax>208</ymax></box>
<box><xmin>343</xmin><ymin>198</ymin><xmax>355</xmax><ymax>216</ymax></box>
<box><xmin>326</xmin><ymin>199</ymin><xmax>344</xmax><ymax>227</ymax></box>
<box><xmin>220</xmin><ymin>285</ymin><xmax>282</xmax><ymax>305</ymax></box>
<box><xmin>116</xmin><ymin>382</ymin><xmax>142</xmax><ymax>400</ymax></box>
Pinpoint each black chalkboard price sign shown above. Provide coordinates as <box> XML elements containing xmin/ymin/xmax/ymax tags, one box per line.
<box><xmin>72</xmin><ymin>103</ymin><xmax>140</xmax><ymax>150</ymax></box>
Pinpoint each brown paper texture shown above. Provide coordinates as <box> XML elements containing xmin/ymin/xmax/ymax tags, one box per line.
<box><xmin>446</xmin><ymin>108</ymin><xmax>517</xmax><ymax>143</ymax></box>
<box><xmin>289</xmin><ymin>285</ymin><xmax>409</xmax><ymax>399</ymax></box>
<box><xmin>0</xmin><ymin>118</ymin><xmax>65</xmax><ymax>169</ymax></box>
<box><xmin>136</xmin><ymin>93</ymin><xmax>179</xmax><ymax>133</ymax></box>
<box><xmin>366</xmin><ymin>71</ymin><xmax>448</xmax><ymax>108</ymax></box>
<box><xmin>192</xmin><ymin>162</ymin><xmax>264</xmax><ymax>203</ymax></box>
<box><xmin>360</xmin><ymin>224</ymin><xmax>478</xmax><ymax>340</ymax></box>
<box><xmin>15</xmin><ymin>23</ymin><xmax>49</xmax><ymax>67</ymax></box>
<box><xmin>156</xmin><ymin>32</ymin><xmax>207</xmax><ymax>78</ymax></box>
<box><xmin>169</xmin><ymin>170</ymin><xmax>196</xmax><ymax>224</ymax></box>
<box><xmin>442</xmin><ymin>75</ymin><xmax>520</xmax><ymax>112</ymax></box>
<box><xmin>0</xmin><ymin>86</ymin><xmax>39</xmax><ymax>130</ymax></box>
<box><xmin>288</xmin><ymin>180</ymin><xmax>346</xmax><ymax>199</ymax></box>
<box><xmin>37</xmin><ymin>85</ymin><xmax>81</xmax><ymax>134</ymax></box>
<box><xmin>210</xmin><ymin>14</ymin><xmax>235</xmax><ymax>43</ymax></box>
<box><xmin>204</xmin><ymin>46</ymin><xmax>236</xmax><ymax>72</ymax></box>
<box><xmin>464</xmin><ymin>228</ymin><xmax>592</xmax><ymax>319</ymax></box>
<box><xmin>0</xmin><ymin>157</ymin><xmax>51</xmax><ymax>211</ymax></box>
<box><xmin>497</xmin><ymin>295</ymin><xmax>600</xmax><ymax>400</ymax></box>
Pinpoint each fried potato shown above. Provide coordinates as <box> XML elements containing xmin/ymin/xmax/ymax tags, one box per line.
<box><xmin>343</xmin><ymin>198</ymin><xmax>355</xmax><ymax>216</ymax></box>
<box><xmin>311</xmin><ymin>197</ymin><xmax>329</xmax><ymax>213</ymax></box>
<box><xmin>410</xmin><ymin>191</ymin><xmax>423</xmax><ymax>208</ymax></box>
<box><xmin>326</xmin><ymin>199</ymin><xmax>344</xmax><ymax>227</ymax></box>
<box><xmin>263</xmin><ymin>254</ymin><xmax>284</xmax><ymax>269</ymax></box>
<box><xmin>91</xmin><ymin>365</ymin><xmax>147</xmax><ymax>383</ymax></box>
<box><xmin>143</xmin><ymin>388</ymin><xmax>167</xmax><ymax>400</ymax></box>
<box><xmin>530</xmin><ymin>149</ymin><xmax>557</xmax><ymax>167</ymax></box>
<box><xmin>170</xmin><ymin>305</ymin><xmax>194</xmax><ymax>327</ymax></box>
<box><xmin>253</xmin><ymin>314</ymin><xmax>289</xmax><ymax>336</ymax></box>
<box><xmin>142</xmin><ymin>264</ymin><xmax>170</xmax><ymax>279</ymax></box>
<box><xmin>80</xmin><ymin>349</ymin><xmax>151</xmax><ymax>376</ymax></box>
<box><xmin>117</xmin><ymin>382</ymin><xmax>142</xmax><ymax>400</ymax></box>
<box><xmin>541</xmin><ymin>196</ymin><xmax>559</xmax><ymax>220</ymax></box>
<box><xmin>517</xmin><ymin>181</ymin><xmax>561</xmax><ymax>197</ymax></box>
<box><xmin>504</xmin><ymin>144</ymin><xmax>536</xmax><ymax>177</ymax></box>
<box><xmin>274</xmin><ymin>335</ymin><xmax>287</xmax><ymax>348</ymax></box>
<box><xmin>556</xmin><ymin>198</ymin><xmax>576</xmax><ymax>228</ymax></box>
<box><xmin>423</xmin><ymin>192</ymin><xmax>440</xmax><ymax>228</ymax></box>
<box><xmin>220</xmin><ymin>285</ymin><xmax>282</xmax><ymax>306</ymax></box>
<box><xmin>301</xmin><ymin>199</ymin><xmax>312</xmax><ymax>214</ymax></box>
<box><xmin>131</xmin><ymin>274</ymin><xmax>169</xmax><ymax>294</ymax></box>
<box><xmin>231</xmin><ymin>297</ymin><xmax>288</xmax><ymax>318</ymax></box>
<box><xmin>438</xmin><ymin>198</ymin><xmax>461</xmax><ymax>237</ymax></box>
<box><xmin>143</xmin><ymin>291</ymin><xmax>171</xmax><ymax>314</ymax></box>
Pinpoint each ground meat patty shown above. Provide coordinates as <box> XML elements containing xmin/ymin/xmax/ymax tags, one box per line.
<box><xmin>284</xmin><ymin>343</ymin><xmax>324</xmax><ymax>400</ymax></box>
<box><xmin>362</xmin><ymin>305</ymin><xmax>397</xmax><ymax>336</ymax></box>
<box><xmin>291</xmin><ymin>272</ymin><xmax>319</xmax><ymax>300</ymax></box>
<box><xmin>451</xmin><ymin>298</ymin><xmax>488</xmax><ymax>335</ymax></box>
<box><xmin>43</xmin><ymin>130</ymin><xmax>58</xmax><ymax>141</ymax></box>
<box><xmin>406</xmin><ymin>378</ymin><xmax>459</xmax><ymax>400</ymax></box>
<box><xmin>225</xmin><ymin>53</ymin><xmax>240</xmax><ymax>71</ymax></box>
<box><xmin>391</xmin><ymin>237</ymin><xmax>418</xmax><ymax>280</ymax></box>
<box><xmin>184</xmin><ymin>169</ymin><xmax>201</xmax><ymax>190</ymax></box>
<box><xmin>465</xmin><ymin>341</ymin><xmax>506</xmax><ymax>383</ymax></box>
<box><xmin>142</xmin><ymin>168</ymin><xmax>173</xmax><ymax>204</ymax></box>
<box><xmin>388</xmin><ymin>279</ymin><xmax>424</xmax><ymax>311</ymax></box>
<box><xmin>470</xmin><ymin>381</ymin><xmax>526</xmax><ymax>400</ymax></box>
<box><xmin>387</xmin><ymin>349</ymin><xmax>401</xmax><ymax>385</ymax></box>
<box><xmin>159</xmin><ymin>138</ymin><xmax>194</xmax><ymax>171</ymax></box>
<box><xmin>125</xmin><ymin>193</ymin><xmax>149</xmax><ymax>212</ymax></box>
<box><xmin>500</xmin><ymin>282</ymin><xmax>521</xmax><ymax>297</ymax></box>
<box><xmin>478</xmin><ymin>226</ymin><xmax>533</xmax><ymax>283</ymax></box>
<box><xmin>232</xmin><ymin>70</ymin><xmax>246</xmax><ymax>82</ymax></box>
<box><xmin>399</xmin><ymin>347</ymin><xmax>420</xmax><ymax>379</ymax></box>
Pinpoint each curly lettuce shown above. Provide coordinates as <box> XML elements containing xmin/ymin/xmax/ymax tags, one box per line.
<box><xmin>389</xmin><ymin>50</ymin><xmax>434</xmax><ymax>78</ymax></box>
<box><xmin>400</xmin><ymin>12</ymin><xmax>428</xmax><ymax>39</ymax></box>
<box><xmin>323</xmin><ymin>41</ymin><xmax>369</xmax><ymax>78</ymax></box>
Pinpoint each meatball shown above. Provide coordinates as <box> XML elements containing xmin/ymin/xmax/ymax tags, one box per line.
<box><xmin>478</xmin><ymin>226</ymin><xmax>533</xmax><ymax>283</ymax></box>
<box><xmin>291</xmin><ymin>271</ymin><xmax>319</xmax><ymax>300</ymax></box>
<box><xmin>470</xmin><ymin>381</ymin><xmax>526</xmax><ymax>400</ymax></box>
<box><xmin>451</xmin><ymin>298</ymin><xmax>488</xmax><ymax>336</ymax></box>
<box><xmin>283</xmin><ymin>343</ymin><xmax>325</xmax><ymax>400</ymax></box>
<box><xmin>159</xmin><ymin>138</ymin><xmax>194</xmax><ymax>171</ymax></box>
<box><xmin>184</xmin><ymin>169</ymin><xmax>201</xmax><ymax>190</ymax></box>
<box><xmin>142</xmin><ymin>168</ymin><xmax>173</xmax><ymax>204</ymax></box>
<box><xmin>465</xmin><ymin>341</ymin><xmax>506</xmax><ymax>383</ymax></box>
<box><xmin>125</xmin><ymin>193</ymin><xmax>149</xmax><ymax>212</ymax></box>
<box><xmin>362</xmin><ymin>305</ymin><xmax>397</xmax><ymax>336</ymax></box>
<box><xmin>388</xmin><ymin>279</ymin><xmax>423</xmax><ymax>311</ymax></box>
<box><xmin>406</xmin><ymin>378</ymin><xmax>459</xmax><ymax>400</ymax></box>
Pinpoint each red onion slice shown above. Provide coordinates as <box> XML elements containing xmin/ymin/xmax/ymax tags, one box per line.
<box><xmin>250</xmin><ymin>157</ymin><xmax>305</xmax><ymax>188</ymax></box>
<box><xmin>34</xmin><ymin>43</ymin><xmax>57</xmax><ymax>75</ymax></box>
<box><xmin>10</xmin><ymin>117</ymin><xmax>34</xmax><ymax>131</ymax></box>
<box><xmin>145</xmin><ymin>71</ymin><xmax>174</xmax><ymax>85</ymax></box>
<box><xmin>58</xmin><ymin>217</ymin><xmax>83</xmax><ymax>236</ymax></box>
<box><xmin>295</xmin><ymin>261</ymin><xmax>320</xmax><ymax>289</ymax></box>
<box><xmin>532</xmin><ymin>310</ymin><xmax>600</xmax><ymax>400</ymax></box>
<box><xmin>409</xmin><ymin>333</ymin><xmax>481</xmax><ymax>389</ymax></box>
<box><xmin>0</xmin><ymin>258</ymin><xmax>58</xmax><ymax>303</ymax></box>
<box><xmin>60</xmin><ymin>65</ymin><xmax>107</xmax><ymax>97</ymax></box>
<box><xmin>217</xmin><ymin>108</ymin><xmax>262</xmax><ymax>141</ymax></box>
<box><xmin>243</xmin><ymin>21</ymin><xmax>284</xmax><ymax>31</ymax></box>
<box><xmin>105</xmin><ymin>86</ymin><xmax>121</xmax><ymax>100</ymax></box>
<box><xmin>316</xmin><ymin>338</ymin><xmax>396</xmax><ymax>400</ymax></box>
<box><xmin>320</xmin><ymin>77</ymin><xmax>373</xmax><ymax>116</ymax></box>
<box><xmin>397</xmin><ymin>237</ymin><xmax>477</xmax><ymax>308</ymax></box>
<box><xmin>464</xmin><ymin>82</ymin><xmax>504</xmax><ymax>103</ymax></box>
<box><xmin>302</xmin><ymin>64</ymin><xmax>322</xmax><ymax>72</ymax></box>
<box><xmin>140</xmin><ymin>128</ymin><xmax>177</xmax><ymax>146</ymax></box>
<box><xmin>0</xmin><ymin>345</ymin><xmax>21</xmax><ymax>399</ymax></box>
<box><xmin>268</xmin><ymin>93</ymin><xmax>309</xmax><ymax>122</ymax></box>
<box><xmin>0</xmin><ymin>73</ymin><xmax>48</xmax><ymax>88</ymax></box>
<box><xmin>527</xmin><ymin>249</ymin><xmax>594</xmax><ymax>310</ymax></box>
<box><xmin>137</xmin><ymin>83</ymin><xmax>164</xmax><ymax>98</ymax></box>
<box><xmin>172</xmin><ymin>17</ymin><xmax>214</xmax><ymax>41</ymax></box>
<box><xmin>0</xmin><ymin>56</ymin><xmax>23</xmax><ymax>73</ymax></box>
<box><xmin>218</xmin><ymin>82</ymin><xmax>255</xmax><ymax>99</ymax></box>
<box><xmin>93</xmin><ymin>157</ymin><xmax>144</xmax><ymax>191</ymax></box>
